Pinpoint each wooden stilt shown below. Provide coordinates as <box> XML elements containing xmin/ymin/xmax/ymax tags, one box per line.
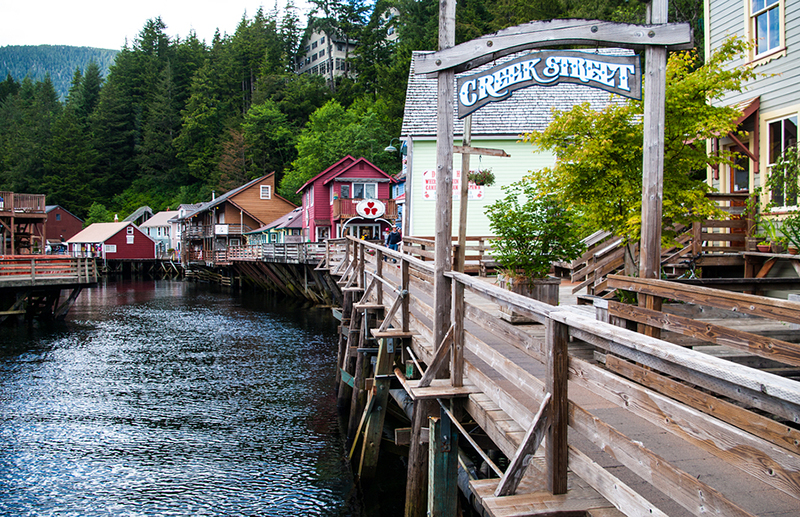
<box><xmin>359</xmin><ymin>336</ymin><xmax>393</xmax><ymax>479</ymax></box>
<box><xmin>405</xmin><ymin>398</ymin><xmax>437</xmax><ymax>517</ymax></box>
<box><xmin>427</xmin><ymin>406</ymin><xmax>459</xmax><ymax>517</ymax></box>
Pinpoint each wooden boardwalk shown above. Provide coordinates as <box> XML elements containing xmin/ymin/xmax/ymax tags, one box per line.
<box><xmin>0</xmin><ymin>256</ymin><xmax>98</xmax><ymax>322</ymax></box>
<box><xmin>326</xmin><ymin>236</ymin><xmax>800</xmax><ymax>517</ymax></box>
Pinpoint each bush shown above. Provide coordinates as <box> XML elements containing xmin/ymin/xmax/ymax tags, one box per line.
<box><xmin>485</xmin><ymin>177</ymin><xmax>584</xmax><ymax>280</ymax></box>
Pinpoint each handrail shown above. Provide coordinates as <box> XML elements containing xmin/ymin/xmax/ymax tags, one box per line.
<box><xmin>340</xmin><ymin>234</ymin><xmax>800</xmax><ymax>514</ymax></box>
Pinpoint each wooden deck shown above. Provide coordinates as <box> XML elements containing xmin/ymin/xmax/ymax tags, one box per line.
<box><xmin>328</xmin><ymin>237</ymin><xmax>800</xmax><ymax>517</ymax></box>
<box><xmin>0</xmin><ymin>256</ymin><xmax>99</xmax><ymax>323</ymax></box>
<box><xmin>0</xmin><ymin>255</ymin><xmax>98</xmax><ymax>288</ymax></box>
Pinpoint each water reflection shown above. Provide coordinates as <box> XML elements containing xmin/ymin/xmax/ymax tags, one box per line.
<box><xmin>0</xmin><ymin>280</ymin><xmax>357</xmax><ymax>516</ymax></box>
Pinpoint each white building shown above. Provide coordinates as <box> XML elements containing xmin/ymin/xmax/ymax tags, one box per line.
<box><xmin>296</xmin><ymin>30</ymin><xmax>357</xmax><ymax>80</ymax></box>
<box><xmin>140</xmin><ymin>210</ymin><xmax>179</xmax><ymax>259</ymax></box>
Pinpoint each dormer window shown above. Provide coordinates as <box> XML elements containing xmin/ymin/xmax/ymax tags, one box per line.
<box><xmin>260</xmin><ymin>185</ymin><xmax>271</xmax><ymax>199</ymax></box>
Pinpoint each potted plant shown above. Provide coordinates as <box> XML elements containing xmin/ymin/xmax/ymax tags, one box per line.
<box><xmin>467</xmin><ymin>168</ymin><xmax>496</xmax><ymax>187</ymax></box>
<box><xmin>485</xmin><ymin>177</ymin><xmax>585</xmax><ymax>322</ymax></box>
<box><xmin>781</xmin><ymin>212</ymin><xmax>800</xmax><ymax>254</ymax></box>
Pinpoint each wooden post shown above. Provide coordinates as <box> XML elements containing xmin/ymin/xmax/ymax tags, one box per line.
<box><xmin>376</xmin><ymin>250</ymin><xmax>384</xmax><ymax>306</ymax></box>
<box><xmin>405</xmin><ymin>399</ymin><xmax>437</xmax><ymax>517</ymax></box>
<box><xmin>401</xmin><ymin>259</ymin><xmax>410</xmax><ymax>333</ymax></box>
<box><xmin>427</xmin><ymin>407</ymin><xmax>459</xmax><ymax>517</ymax></box>
<box><xmin>359</xmin><ymin>337</ymin><xmax>392</xmax><ymax>479</ymax></box>
<box><xmin>545</xmin><ymin>318</ymin><xmax>569</xmax><ymax>494</ymax></box>
<box><xmin>456</xmin><ymin>115</ymin><xmax>472</xmax><ymax>273</ymax></box>
<box><xmin>451</xmin><ymin>281</ymin><xmax>464</xmax><ymax>387</ymax></box>
<box><xmin>433</xmin><ymin>0</ymin><xmax>455</xmax><ymax>352</ymax></box>
<box><xmin>358</xmin><ymin>240</ymin><xmax>365</xmax><ymax>288</ymax></box>
<box><xmin>638</xmin><ymin>0</ymin><xmax>668</xmax><ymax>282</ymax></box>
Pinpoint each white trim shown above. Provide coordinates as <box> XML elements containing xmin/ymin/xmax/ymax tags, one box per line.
<box><xmin>260</xmin><ymin>185</ymin><xmax>272</xmax><ymax>199</ymax></box>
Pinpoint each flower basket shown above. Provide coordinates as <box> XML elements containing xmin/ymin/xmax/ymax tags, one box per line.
<box><xmin>467</xmin><ymin>168</ymin><xmax>495</xmax><ymax>187</ymax></box>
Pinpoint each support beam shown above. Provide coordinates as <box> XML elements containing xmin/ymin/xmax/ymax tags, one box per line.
<box><xmin>494</xmin><ymin>393</ymin><xmax>551</xmax><ymax>497</ymax></box>
<box><xmin>427</xmin><ymin>407</ymin><xmax>459</xmax><ymax>517</ymax></box>
<box><xmin>433</xmin><ymin>0</ymin><xmax>455</xmax><ymax>362</ymax></box>
<box><xmin>546</xmin><ymin>319</ymin><xmax>569</xmax><ymax>494</ymax></box>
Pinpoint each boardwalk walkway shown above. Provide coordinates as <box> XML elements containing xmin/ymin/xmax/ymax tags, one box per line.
<box><xmin>327</xmin><ymin>237</ymin><xmax>800</xmax><ymax>517</ymax></box>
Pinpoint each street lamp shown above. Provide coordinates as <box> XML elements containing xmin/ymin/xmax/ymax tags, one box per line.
<box><xmin>384</xmin><ymin>137</ymin><xmax>401</xmax><ymax>154</ymax></box>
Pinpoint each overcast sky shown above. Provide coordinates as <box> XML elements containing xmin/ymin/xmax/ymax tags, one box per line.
<box><xmin>0</xmin><ymin>1</ymin><xmax>313</xmax><ymax>50</ymax></box>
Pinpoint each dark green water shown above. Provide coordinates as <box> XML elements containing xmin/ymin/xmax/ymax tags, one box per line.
<box><xmin>0</xmin><ymin>280</ymin><xmax>364</xmax><ymax>516</ymax></box>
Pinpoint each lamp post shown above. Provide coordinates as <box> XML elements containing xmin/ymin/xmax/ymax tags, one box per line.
<box><xmin>385</xmin><ymin>138</ymin><xmax>401</xmax><ymax>154</ymax></box>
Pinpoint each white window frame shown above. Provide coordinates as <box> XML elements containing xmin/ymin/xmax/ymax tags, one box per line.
<box><xmin>104</xmin><ymin>244</ymin><xmax>117</xmax><ymax>254</ymax></box>
<box><xmin>766</xmin><ymin>114</ymin><xmax>799</xmax><ymax>210</ymax></box>
<box><xmin>260</xmin><ymin>185</ymin><xmax>271</xmax><ymax>199</ymax></box>
<box><xmin>746</xmin><ymin>0</ymin><xmax>786</xmax><ymax>63</ymax></box>
<box><xmin>351</xmin><ymin>182</ymin><xmax>378</xmax><ymax>200</ymax></box>
<box><xmin>127</xmin><ymin>235</ymin><xmax>134</xmax><ymax>244</ymax></box>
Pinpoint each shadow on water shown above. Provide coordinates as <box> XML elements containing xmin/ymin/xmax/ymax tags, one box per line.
<box><xmin>0</xmin><ymin>279</ymin><xmax>404</xmax><ymax>517</ymax></box>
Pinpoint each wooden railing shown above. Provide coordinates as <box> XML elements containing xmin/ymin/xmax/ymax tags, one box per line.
<box><xmin>403</xmin><ymin>235</ymin><xmax>495</xmax><ymax>274</ymax></box>
<box><xmin>332</xmin><ymin>198</ymin><xmax>398</xmax><ymax>220</ymax></box>
<box><xmin>183</xmin><ymin>225</ymin><xmax>212</xmax><ymax>239</ymax></box>
<box><xmin>0</xmin><ymin>256</ymin><xmax>98</xmax><ymax>285</ymax></box>
<box><xmin>223</xmin><ymin>242</ymin><xmax>331</xmax><ymax>264</ymax></box>
<box><xmin>332</xmin><ymin>236</ymin><xmax>800</xmax><ymax>516</ymax></box>
<box><xmin>0</xmin><ymin>192</ymin><xmax>47</xmax><ymax>214</ymax></box>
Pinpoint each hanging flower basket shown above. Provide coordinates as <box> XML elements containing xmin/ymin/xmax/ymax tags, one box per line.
<box><xmin>467</xmin><ymin>168</ymin><xmax>495</xmax><ymax>187</ymax></box>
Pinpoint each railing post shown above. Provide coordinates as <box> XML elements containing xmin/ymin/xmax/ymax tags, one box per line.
<box><xmin>451</xmin><ymin>280</ymin><xmax>464</xmax><ymax>387</ymax></box>
<box><xmin>545</xmin><ymin>317</ymin><xmax>569</xmax><ymax>495</ymax></box>
<box><xmin>30</xmin><ymin>258</ymin><xmax>36</xmax><ymax>282</ymax></box>
<box><xmin>376</xmin><ymin>250</ymin><xmax>384</xmax><ymax>306</ymax></box>
<box><xmin>401</xmin><ymin>258</ymin><xmax>410</xmax><ymax>333</ymax></box>
<box><xmin>358</xmin><ymin>241</ymin><xmax>365</xmax><ymax>289</ymax></box>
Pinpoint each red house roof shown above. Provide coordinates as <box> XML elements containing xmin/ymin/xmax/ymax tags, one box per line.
<box><xmin>296</xmin><ymin>156</ymin><xmax>396</xmax><ymax>193</ymax></box>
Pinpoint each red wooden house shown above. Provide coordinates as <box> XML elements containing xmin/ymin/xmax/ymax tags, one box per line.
<box><xmin>45</xmin><ymin>205</ymin><xmax>84</xmax><ymax>245</ymax></box>
<box><xmin>297</xmin><ymin>156</ymin><xmax>398</xmax><ymax>241</ymax></box>
<box><xmin>67</xmin><ymin>222</ymin><xmax>156</xmax><ymax>260</ymax></box>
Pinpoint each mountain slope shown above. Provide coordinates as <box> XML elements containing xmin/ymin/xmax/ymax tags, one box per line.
<box><xmin>0</xmin><ymin>45</ymin><xmax>118</xmax><ymax>100</ymax></box>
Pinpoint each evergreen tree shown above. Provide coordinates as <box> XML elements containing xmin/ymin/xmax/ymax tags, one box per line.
<box><xmin>0</xmin><ymin>73</ymin><xmax>21</xmax><ymax>104</ymax></box>
<box><xmin>242</xmin><ymin>99</ymin><xmax>295</xmax><ymax>178</ymax></box>
<box><xmin>43</xmin><ymin>107</ymin><xmax>99</xmax><ymax>216</ymax></box>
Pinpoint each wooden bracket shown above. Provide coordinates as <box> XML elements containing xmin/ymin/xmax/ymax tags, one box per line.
<box><xmin>494</xmin><ymin>393</ymin><xmax>552</xmax><ymax>497</ymax></box>
<box><xmin>417</xmin><ymin>324</ymin><xmax>455</xmax><ymax>388</ymax></box>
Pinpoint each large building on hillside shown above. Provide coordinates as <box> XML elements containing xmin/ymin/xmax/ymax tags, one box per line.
<box><xmin>296</xmin><ymin>30</ymin><xmax>357</xmax><ymax>80</ymax></box>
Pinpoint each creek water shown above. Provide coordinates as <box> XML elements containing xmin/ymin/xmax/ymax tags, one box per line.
<box><xmin>0</xmin><ymin>279</ymin><xmax>396</xmax><ymax>516</ymax></box>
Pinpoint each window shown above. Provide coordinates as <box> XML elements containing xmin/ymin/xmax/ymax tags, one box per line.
<box><xmin>55</xmin><ymin>213</ymin><xmax>61</xmax><ymax>221</ymax></box>
<box><xmin>104</xmin><ymin>244</ymin><xmax>117</xmax><ymax>253</ymax></box>
<box><xmin>320</xmin><ymin>37</ymin><xmax>325</xmax><ymax>44</ymax></box>
<box><xmin>751</xmin><ymin>0</ymin><xmax>782</xmax><ymax>56</ymax></box>
<box><xmin>768</xmin><ymin>115</ymin><xmax>798</xmax><ymax>207</ymax></box>
<box><xmin>127</xmin><ymin>226</ymin><xmax>134</xmax><ymax>234</ymax></box>
<box><xmin>127</xmin><ymin>235</ymin><xmax>134</xmax><ymax>244</ymax></box>
<box><xmin>319</xmin><ymin>49</ymin><xmax>325</xmax><ymax>57</ymax></box>
<box><xmin>352</xmin><ymin>182</ymin><xmax>377</xmax><ymax>199</ymax></box>
<box><xmin>312</xmin><ymin>41</ymin><xmax>318</xmax><ymax>49</ymax></box>
<box><xmin>340</xmin><ymin>185</ymin><xmax>350</xmax><ymax>199</ymax></box>
<box><xmin>309</xmin><ymin>185</ymin><xmax>314</xmax><ymax>207</ymax></box>
<box><xmin>337</xmin><ymin>44</ymin><xmax>344</xmax><ymax>52</ymax></box>
<box><xmin>260</xmin><ymin>185</ymin><xmax>271</xmax><ymax>199</ymax></box>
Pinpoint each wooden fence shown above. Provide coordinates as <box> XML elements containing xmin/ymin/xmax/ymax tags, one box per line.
<box><xmin>0</xmin><ymin>256</ymin><xmax>98</xmax><ymax>287</ymax></box>
<box><xmin>331</xmin><ymin>236</ymin><xmax>800</xmax><ymax>516</ymax></box>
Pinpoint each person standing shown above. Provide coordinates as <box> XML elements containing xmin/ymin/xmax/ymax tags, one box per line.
<box><xmin>386</xmin><ymin>225</ymin><xmax>402</xmax><ymax>262</ymax></box>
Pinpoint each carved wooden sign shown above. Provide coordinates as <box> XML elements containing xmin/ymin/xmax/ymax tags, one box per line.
<box><xmin>456</xmin><ymin>50</ymin><xmax>640</xmax><ymax>118</ymax></box>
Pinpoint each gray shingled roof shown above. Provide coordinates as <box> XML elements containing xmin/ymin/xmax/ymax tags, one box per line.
<box><xmin>401</xmin><ymin>48</ymin><xmax>632</xmax><ymax>138</ymax></box>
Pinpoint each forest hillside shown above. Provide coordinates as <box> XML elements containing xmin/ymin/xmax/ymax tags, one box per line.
<box><xmin>0</xmin><ymin>45</ymin><xmax>118</xmax><ymax>100</ymax></box>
